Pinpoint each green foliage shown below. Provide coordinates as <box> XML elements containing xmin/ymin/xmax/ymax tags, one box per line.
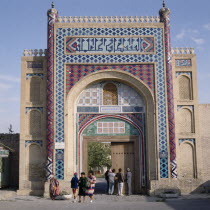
<box><xmin>88</xmin><ymin>142</ymin><xmax>111</xmax><ymax>170</ymax></box>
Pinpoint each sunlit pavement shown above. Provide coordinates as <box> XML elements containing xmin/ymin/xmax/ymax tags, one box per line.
<box><xmin>1</xmin><ymin>179</ymin><xmax>210</xmax><ymax>210</ymax></box>
<box><xmin>1</xmin><ymin>195</ymin><xmax>210</xmax><ymax>210</ymax></box>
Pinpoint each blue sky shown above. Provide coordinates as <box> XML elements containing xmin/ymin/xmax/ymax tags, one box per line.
<box><xmin>0</xmin><ymin>0</ymin><xmax>209</xmax><ymax>133</ymax></box>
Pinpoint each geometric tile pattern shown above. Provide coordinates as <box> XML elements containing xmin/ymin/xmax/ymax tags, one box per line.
<box><xmin>176</xmin><ymin>59</ymin><xmax>192</xmax><ymax>67</ymax></box>
<box><xmin>56</xmin><ymin>27</ymin><xmax>168</xmax><ymax>178</ymax></box>
<box><xmin>177</xmin><ymin>105</ymin><xmax>194</xmax><ymax>111</ymax></box>
<box><xmin>27</xmin><ymin>61</ymin><xmax>43</xmax><ymax>68</ymax></box>
<box><xmin>77</xmin><ymin>107</ymin><xmax>99</xmax><ymax>112</ymax></box>
<box><xmin>26</xmin><ymin>73</ymin><xmax>44</xmax><ymax>80</ymax></box>
<box><xmin>160</xmin><ymin>9</ymin><xmax>177</xmax><ymax>178</ymax></box>
<box><xmin>65</xmin><ymin>37</ymin><xmax>155</xmax><ymax>54</ymax></box>
<box><xmin>55</xmin><ymin>149</ymin><xmax>64</xmax><ymax>180</ymax></box>
<box><xmin>66</xmin><ymin>65</ymin><xmax>155</xmax><ymax>94</ymax></box>
<box><xmin>25</xmin><ymin>140</ymin><xmax>43</xmax><ymax>147</ymax></box>
<box><xmin>179</xmin><ymin>139</ymin><xmax>195</xmax><ymax>145</ymax></box>
<box><xmin>84</xmin><ymin>118</ymin><xmax>139</xmax><ymax>136</ymax></box>
<box><xmin>46</xmin><ymin>8</ymin><xmax>58</xmax><ymax>180</ymax></box>
<box><xmin>118</xmin><ymin>83</ymin><xmax>144</xmax><ymax>106</ymax></box>
<box><xmin>77</xmin><ymin>81</ymin><xmax>145</xmax><ymax>107</ymax></box>
<box><xmin>122</xmin><ymin>106</ymin><xmax>144</xmax><ymax>112</ymax></box>
<box><xmin>176</xmin><ymin>72</ymin><xmax>192</xmax><ymax>78</ymax></box>
<box><xmin>97</xmin><ymin>121</ymin><xmax>125</xmax><ymax>134</ymax></box>
<box><xmin>77</xmin><ymin>84</ymin><xmax>100</xmax><ymax>106</ymax></box>
<box><xmin>25</xmin><ymin>107</ymin><xmax>43</xmax><ymax>114</ymax></box>
<box><xmin>78</xmin><ymin>113</ymin><xmax>145</xmax><ymax>132</ymax></box>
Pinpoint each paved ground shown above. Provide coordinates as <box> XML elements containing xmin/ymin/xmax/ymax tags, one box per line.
<box><xmin>1</xmin><ymin>195</ymin><xmax>210</xmax><ymax>210</ymax></box>
<box><xmin>1</xmin><ymin>179</ymin><xmax>210</xmax><ymax>210</ymax></box>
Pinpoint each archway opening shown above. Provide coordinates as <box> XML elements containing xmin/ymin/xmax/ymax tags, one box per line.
<box><xmin>76</xmin><ymin>80</ymin><xmax>146</xmax><ymax>194</ymax></box>
<box><xmin>81</xmin><ymin>119</ymin><xmax>142</xmax><ymax>194</ymax></box>
<box><xmin>66</xmin><ymin>70</ymin><xmax>156</xmax><ymax>195</ymax></box>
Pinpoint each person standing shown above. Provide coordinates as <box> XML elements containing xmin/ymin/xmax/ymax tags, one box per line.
<box><xmin>125</xmin><ymin>168</ymin><xmax>132</xmax><ymax>196</ymax></box>
<box><xmin>71</xmin><ymin>172</ymin><xmax>79</xmax><ymax>202</ymax></box>
<box><xmin>86</xmin><ymin>170</ymin><xmax>97</xmax><ymax>203</ymax></box>
<box><xmin>108</xmin><ymin>169</ymin><xmax>116</xmax><ymax>195</ymax></box>
<box><xmin>104</xmin><ymin>169</ymin><xmax>109</xmax><ymax>194</ymax></box>
<box><xmin>78</xmin><ymin>172</ymin><xmax>88</xmax><ymax>203</ymax></box>
<box><xmin>116</xmin><ymin>168</ymin><xmax>124</xmax><ymax>196</ymax></box>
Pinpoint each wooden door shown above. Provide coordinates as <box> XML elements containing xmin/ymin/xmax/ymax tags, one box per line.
<box><xmin>111</xmin><ymin>142</ymin><xmax>135</xmax><ymax>194</ymax></box>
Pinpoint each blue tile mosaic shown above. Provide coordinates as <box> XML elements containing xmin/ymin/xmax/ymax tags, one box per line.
<box><xmin>179</xmin><ymin>139</ymin><xmax>195</xmax><ymax>145</ymax></box>
<box><xmin>25</xmin><ymin>140</ymin><xmax>43</xmax><ymax>147</ymax></box>
<box><xmin>55</xmin><ymin>149</ymin><xmax>64</xmax><ymax>180</ymax></box>
<box><xmin>176</xmin><ymin>72</ymin><xmax>192</xmax><ymax>78</ymax></box>
<box><xmin>26</xmin><ymin>73</ymin><xmax>44</xmax><ymax>80</ymax></box>
<box><xmin>27</xmin><ymin>61</ymin><xmax>43</xmax><ymax>68</ymax></box>
<box><xmin>176</xmin><ymin>59</ymin><xmax>192</xmax><ymax>67</ymax></box>
<box><xmin>77</xmin><ymin>106</ymin><xmax>99</xmax><ymax>112</ymax></box>
<box><xmin>25</xmin><ymin>107</ymin><xmax>43</xmax><ymax>113</ymax></box>
<box><xmin>55</xmin><ymin>27</ymin><xmax>168</xmax><ymax>178</ymax></box>
<box><xmin>122</xmin><ymin>106</ymin><xmax>144</xmax><ymax>113</ymax></box>
<box><xmin>177</xmin><ymin>105</ymin><xmax>194</xmax><ymax>111</ymax></box>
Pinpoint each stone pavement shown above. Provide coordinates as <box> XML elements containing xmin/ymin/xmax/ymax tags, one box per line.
<box><xmin>0</xmin><ymin>189</ymin><xmax>16</xmax><ymax>200</ymax></box>
<box><xmin>1</xmin><ymin>192</ymin><xmax>210</xmax><ymax>210</ymax></box>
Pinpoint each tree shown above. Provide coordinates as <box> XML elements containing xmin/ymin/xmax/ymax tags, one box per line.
<box><xmin>88</xmin><ymin>142</ymin><xmax>111</xmax><ymax>170</ymax></box>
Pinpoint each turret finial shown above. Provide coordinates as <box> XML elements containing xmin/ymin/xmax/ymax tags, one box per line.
<box><xmin>51</xmin><ymin>2</ymin><xmax>54</xmax><ymax>8</ymax></box>
<box><xmin>163</xmin><ymin>0</ymin><xmax>166</xmax><ymax>8</ymax></box>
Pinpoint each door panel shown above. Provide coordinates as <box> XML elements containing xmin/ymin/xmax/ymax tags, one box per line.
<box><xmin>111</xmin><ymin>142</ymin><xmax>135</xmax><ymax>194</ymax></box>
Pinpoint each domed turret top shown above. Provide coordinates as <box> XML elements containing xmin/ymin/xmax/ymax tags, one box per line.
<box><xmin>47</xmin><ymin>1</ymin><xmax>58</xmax><ymax>16</ymax></box>
<box><xmin>159</xmin><ymin>0</ymin><xmax>170</xmax><ymax>21</ymax></box>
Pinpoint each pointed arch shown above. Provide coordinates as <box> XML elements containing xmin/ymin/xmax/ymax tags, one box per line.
<box><xmin>178</xmin><ymin>75</ymin><xmax>192</xmax><ymax>100</ymax></box>
<box><xmin>30</xmin><ymin>77</ymin><xmax>41</xmax><ymax>103</ymax></box>
<box><xmin>29</xmin><ymin>110</ymin><xmax>41</xmax><ymax>135</ymax></box>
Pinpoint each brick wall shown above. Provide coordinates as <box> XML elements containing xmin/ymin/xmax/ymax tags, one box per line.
<box><xmin>199</xmin><ymin>104</ymin><xmax>210</xmax><ymax>181</ymax></box>
<box><xmin>0</xmin><ymin>134</ymin><xmax>19</xmax><ymax>188</ymax></box>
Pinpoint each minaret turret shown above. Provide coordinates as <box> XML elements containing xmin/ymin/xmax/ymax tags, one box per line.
<box><xmin>159</xmin><ymin>1</ymin><xmax>177</xmax><ymax>179</ymax></box>
<box><xmin>46</xmin><ymin>2</ymin><xmax>58</xmax><ymax>180</ymax></box>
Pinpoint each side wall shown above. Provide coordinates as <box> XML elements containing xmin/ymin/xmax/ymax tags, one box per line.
<box><xmin>150</xmin><ymin>52</ymin><xmax>205</xmax><ymax>195</ymax></box>
<box><xmin>18</xmin><ymin>56</ymin><xmax>47</xmax><ymax>195</ymax></box>
<box><xmin>199</xmin><ymin>104</ymin><xmax>210</xmax><ymax>182</ymax></box>
<box><xmin>172</xmin><ymin>53</ymin><xmax>202</xmax><ymax>180</ymax></box>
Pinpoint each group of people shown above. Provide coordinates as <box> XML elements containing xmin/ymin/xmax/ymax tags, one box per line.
<box><xmin>71</xmin><ymin>170</ymin><xmax>96</xmax><ymax>203</ymax></box>
<box><xmin>49</xmin><ymin>170</ymin><xmax>96</xmax><ymax>202</ymax></box>
<box><xmin>49</xmin><ymin>168</ymin><xmax>132</xmax><ymax>202</ymax></box>
<box><xmin>105</xmin><ymin>168</ymin><xmax>132</xmax><ymax>196</ymax></box>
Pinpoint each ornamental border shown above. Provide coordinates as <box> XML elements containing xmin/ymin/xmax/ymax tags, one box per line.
<box><xmin>64</xmin><ymin>35</ymin><xmax>156</xmax><ymax>55</ymax></box>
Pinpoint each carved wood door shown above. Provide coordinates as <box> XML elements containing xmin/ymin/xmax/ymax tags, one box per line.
<box><xmin>111</xmin><ymin>142</ymin><xmax>135</xmax><ymax>194</ymax></box>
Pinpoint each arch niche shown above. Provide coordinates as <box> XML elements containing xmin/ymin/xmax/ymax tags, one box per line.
<box><xmin>65</xmin><ymin>70</ymin><xmax>157</xmax><ymax>190</ymax></box>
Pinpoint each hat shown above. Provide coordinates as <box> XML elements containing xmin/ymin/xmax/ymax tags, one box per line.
<box><xmin>74</xmin><ymin>172</ymin><xmax>78</xmax><ymax>176</ymax></box>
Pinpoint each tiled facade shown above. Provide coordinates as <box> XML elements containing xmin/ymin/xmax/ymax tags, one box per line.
<box><xmin>56</xmin><ymin>25</ymin><xmax>168</xmax><ymax>178</ymax></box>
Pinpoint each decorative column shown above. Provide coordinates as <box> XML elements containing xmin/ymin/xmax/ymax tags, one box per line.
<box><xmin>159</xmin><ymin>2</ymin><xmax>177</xmax><ymax>178</ymax></box>
<box><xmin>46</xmin><ymin>2</ymin><xmax>58</xmax><ymax>179</ymax></box>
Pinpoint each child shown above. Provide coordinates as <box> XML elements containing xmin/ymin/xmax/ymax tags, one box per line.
<box><xmin>71</xmin><ymin>172</ymin><xmax>79</xmax><ymax>202</ymax></box>
<box><xmin>86</xmin><ymin>170</ymin><xmax>96</xmax><ymax>203</ymax></box>
<box><xmin>78</xmin><ymin>172</ymin><xmax>88</xmax><ymax>203</ymax></box>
